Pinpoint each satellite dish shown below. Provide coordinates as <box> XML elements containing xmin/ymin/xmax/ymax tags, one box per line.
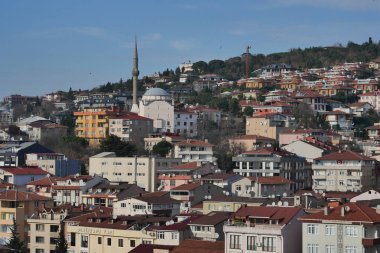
<box><xmin>284</xmin><ymin>201</ymin><xmax>289</xmax><ymax>206</ymax></box>
<box><xmin>272</xmin><ymin>202</ymin><xmax>276</xmax><ymax>206</ymax></box>
<box><xmin>278</xmin><ymin>201</ymin><xmax>282</xmax><ymax>206</ymax></box>
<box><xmin>344</xmin><ymin>206</ymin><xmax>350</xmax><ymax>212</ymax></box>
<box><xmin>198</xmin><ymin>175</ymin><xmax>201</xmax><ymax>179</ymax></box>
<box><xmin>169</xmin><ymin>220</ymin><xmax>174</xmax><ymax>225</ymax></box>
<box><xmin>225</xmin><ymin>192</ymin><xmax>230</xmax><ymax>196</ymax></box>
<box><xmin>214</xmin><ymin>233</ymin><xmax>219</xmax><ymax>239</ymax></box>
<box><xmin>165</xmin><ymin>221</ymin><xmax>170</xmax><ymax>226</ymax></box>
<box><xmin>283</xmin><ymin>192</ymin><xmax>287</xmax><ymax>197</ymax></box>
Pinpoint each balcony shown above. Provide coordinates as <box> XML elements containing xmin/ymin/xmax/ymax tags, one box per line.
<box><xmin>224</xmin><ymin>221</ymin><xmax>282</xmax><ymax>236</ymax></box>
<box><xmin>362</xmin><ymin>238</ymin><xmax>380</xmax><ymax>247</ymax></box>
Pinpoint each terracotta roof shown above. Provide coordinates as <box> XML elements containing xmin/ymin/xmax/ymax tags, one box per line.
<box><xmin>204</xmin><ymin>195</ymin><xmax>269</xmax><ymax>204</ymax></box>
<box><xmin>366</xmin><ymin>125</ymin><xmax>380</xmax><ymax>130</ymax></box>
<box><xmin>315</xmin><ymin>150</ymin><xmax>374</xmax><ymax>161</ymax></box>
<box><xmin>200</xmin><ymin>173</ymin><xmax>236</xmax><ymax>181</ymax></box>
<box><xmin>158</xmin><ymin>175</ymin><xmax>192</xmax><ymax>180</ymax></box>
<box><xmin>0</xmin><ymin>167</ymin><xmax>49</xmax><ymax>175</ymax></box>
<box><xmin>247</xmin><ymin>176</ymin><xmax>294</xmax><ymax>185</ymax></box>
<box><xmin>134</xmin><ymin>192</ymin><xmax>180</xmax><ymax>204</ymax></box>
<box><xmin>170</xmin><ymin>240</ymin><xmax>224</xmax><ymax>253</ymax></box>
<box><xmin>171</xmin><ymin>182</ymin><xmax>201</xmax><ymax>191</ymax></box>
<box><xmin>152</xmin><ymin>215</ymin><xmax>201</xmax><ymax>231</ymax></box>
<box><xmin>189</xmin><ymin>212</ymin><xmax>231</xmax><ymax>226</ymax></box>
<box><xmin>349</xmin><ymin>102</ymin><xmax>372</xmax><ymax>108</ymax></box>
<box><xmin>0</xmin><ymin>190</ymin><xmax>52</xmax><ymax>201</ymax></box>
<box><xmin>110</xmin><ymin>113</ymin><xmax>152</xmax><ymax>121</ymax></box>
<box><xmin>299</xmin><ymin>203</ymin><xmax>380</xmax><ymax>224</ymax></box>
<box><xmin>230</xmin><ymin>135</ymin><xmax>275</xmax><ymax>141</ymax></box>
<box><xmin>281</xmin><ymin>129</ymin><xmax>323</xmax><ymax>134</ymax></box>
<box><xmin>52</xmin><ymin>185</ymin><xmax>81</xmax><ymax>190</ymax></box>
<box><xmin>233</xmin><ymin>206</ymin><xmax>302</xmax><ymax>225</ymax></box>
<box><xmin>171</xmin><ymin>162</ymin><xmax>200</xmax><ymax>170</ymax></box>
<box><xmin>27</xmin><ymin>176</ymin><xmax>61</xmax><ymax>186</ymax></box>
<box><xmin>176</xmin><ymin>139</ymin><xmax>213</xmax><ymax>147</ymax></box>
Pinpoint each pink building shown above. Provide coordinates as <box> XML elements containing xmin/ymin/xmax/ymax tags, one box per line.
<box><xmin>279</xmin><ymin>129</ymin><xmax>327</xmax><ymax>146</ymax></box>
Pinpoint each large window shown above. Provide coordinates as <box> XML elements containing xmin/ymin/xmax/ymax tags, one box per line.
<box><xmin>98</xmin><ymin>237</ymin><xmax>102</xmax><ymax>244</ymax></box>
<box><xmin>326</xmin><ymin>245</ymin><xmax>335</xmax><ymax>253</ymax></box>
<box><xmin>307</xmin><ymin>224</ymin><xmax>319</xmax><ymax>235</ymax></box>
<box><xmin>81</xmin><ymin>235</ymin><xmax>88</xmax><ymax>248</ymax></box>
<box><xmin>36</xmin><ymin>224</ymin><xmax>44</xmax><ymax>231</ymax></box>
<box><xmin>118</xmin><ymin>239</ymin><xmax>123</xmax><ymax>247</ymax></box>
<box><xmin>247</xmin><ymin>236</ymin><xmax>257</xmax><ymax>251</ymax></box>
<box><xmin>157</xmin><ymin>232</ymin><xmax>165</xmax><ymax>239</ymax></box>
<box><xmin>50</xmin><ymin>225</ymin><xmax>59</xmax><ymax>233</ymax></box>
<box><xmin>345</xmin><ymin>226</ymin><xmax>358</xmax><ymax>237</ymax></box>
<box><xmin>262</xmin><ymin>237</ymin><xmax>276</xmax><ymax>252</ymax></box>
<box><xmin>107</xmin><ymin>238</ymin><xmax>111</xmax><ymax>246</ymax></box>
<box><xmin>307</xmin><ymin>244</ymin><xmax>319</xmax><ymax>253</ymax></box>
<box><xmin>229</xmin><ymin>234</ymin><xmax>241</xmax><ymax>249</ymax></box>
<box><xmin>325</xmin><ymin>225</ymin><xmax>336</xmax><ymax>235</ymax></box>
<box><xmin>36</xmin><ymin>237</ymin><xmax>44</xmax><ymax>243</ymax></box>
<box><xmin>130</xmin><ymin>239</ymin><xmax>135</xmax><ymax>247</ymax></box>
<box><xmin>345</xmin><ymin>246</ymin><xmax>357</xmax><ymax>253</ymax></box>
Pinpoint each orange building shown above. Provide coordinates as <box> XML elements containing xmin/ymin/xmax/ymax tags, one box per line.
<box><xmin>74</xmin><ymin>107</ymin><xmax>120</xmax><ymax>146</ymax></box>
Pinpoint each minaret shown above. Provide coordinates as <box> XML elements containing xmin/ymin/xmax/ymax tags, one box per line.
<box><xmin>130</xmin><ymin>37</ymin><xmax>139</xmax><ymax>113</ymax></box>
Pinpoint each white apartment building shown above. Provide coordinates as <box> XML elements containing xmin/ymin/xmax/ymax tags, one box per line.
<box><xmin>359</xmin><ymin>92</ymin><xmax>380</xmax><ymax>114</ymax></box>
<box><xmin>312</xmin><ymin>150</ymin><xmax>377</xmax><ymax>192</ymax></box>
<box><xmin>174</xmin><ymin>139</ymin><xmax>215</xmax><ymax>163</ymax></box>
<box><xmin>224</xmin><ymin>205</ymin><xmax>305</xmax><ymax>253</ymax></box>
<box><xmin>174</xmin><ymin>109</ymin><xmax>198</xmax><ymax>137</ymax></box>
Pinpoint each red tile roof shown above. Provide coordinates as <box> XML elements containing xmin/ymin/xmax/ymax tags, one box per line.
<box><xmin>0</xmin><ymin>190</ymin><xmax>52</xmax><ymax>201</ymax></box>
<box><xmin>52</xmin><ymin>185</ymin><xmax>81</xmax><ymax>190</ymax></box>
<box><xmin>170</xmin><ymin>240</ymin><xmax>224</xmax><ymax>253</ymax></box>
<box><xmin>110</xmin><ymin>113</ymin><xmax>152</xmax><ymax>121</ymax></box>
<box><xmin>299</xmin><ymin>203</ymin><xmax>380</xmax><ymax>224</ymax></box>
<box><xmin>189</xmin><ymin>211</ymin><xmax>231</xmax><ymax>226</ymax></box>
<box><xmin>171</xmin><ymin>182</ymin><xmax>201</xmax><ymax>191</ymax></box>
<box><xmin>247</xmin><ymin>176</ymin><xmax>294</xmax><ymax>185</ymax></box>
<box><xmin>233</xmin><ymin>206</ymin><xmax>302</xmax><ymax>225</ymax></box>
<box><xmin>27</xmin><ymin>176</ymin><xmax>61</xmax><ymax>186</ymax></box>
<box><xmin>171</xmin><ymin>162</ymin><xmax>200</xmax><ymax>170</ymax></box>
<box><xmin>130</xmin><ymin>244</ymin><xmax>175</xmax><ymax>253</ymax></box>
<box><xmin>1</xmin><ymin>167</ymin><xmax>49</xmax><ymax>175</ymax></box>
<box><xmin>315</xmin><ymin>150</ymin><xmax>374</xmax><ymax>161</ymax></box>
<box><xmin>230</xmin><ymin>135</ymin><xmax>275</xmax><ymax>141</ymax></box>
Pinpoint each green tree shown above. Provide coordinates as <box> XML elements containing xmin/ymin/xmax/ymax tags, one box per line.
<box><xmin>152</xmin><ymin>141</ymin><xmax>174</xmax><ymax>157</ymax></box>
<box><xmin>6</xmin><ymin>217</ymin><xmax>26</xmax><ymax>253</ymax></box>
<box><xmin>55</xmin><ymin>222</ymin><xmax>68</xmax><ymax>253</ymax></box>
<box><xmin>100</xmin><ymin>135</ymin><xmax>137</xmax><ymax>157</ymax></box>
<box><xmin>243</xmin><ymin>106</ymin><xmax>254</xmax><ymax>116</ymax></box>
<box><xmin>192</xmin><ymin>61</ymin><xmax>208</xmax><ymax>74</ymax></box>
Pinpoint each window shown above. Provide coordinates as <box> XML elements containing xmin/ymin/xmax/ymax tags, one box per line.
<box><xmin>345</xmin><ymin>226</ymin><xmax>358</xmax><ymax>237</ymax></box>
<box><xmin>50</xmin><ymin>238</ymin><xmax>58</xmax><ymax>245</ymax></box>
<box><xmin>307</xmin><ymin>244</ymin><xmax>319</xmax><ymax>253</ymax></box>
<box><xmin>70</xmin><ymin>233</ymin><xmax>76</xmax><ymax>246</ymax></box>
<box><xmin>236</xmin><ymin>185</ymin><xmax>241</xmax><ymax>191</ymax></box>
<box><xmin>36</xmin><ymin>249</ymin><xmax>44</xmax><ymax>253</ymax></box>
<box><xmin>107</xmin><ymin>238</ymin><xmax>111</xmax><ymax>246</ymax></box>
<box><xmin>81</xmin><ymin>235</ymin><xmax>88</xmax><ymax>248</ymax></box>
<box><xmin>157</xmin><ymin>232</ymin><xmax>165</xmax><ymax>239</ymax></box>
<box><xmin>345</xmin><ymin>246</ymin><xmax>357</xmax><ymax>253</ymax></box>
<box><xmin>325</xmin><ymin>225</ymin><xmax>336</xmax><ymax>235</ymax></box>
<box><xmin>262</xmin><ymin>237</ymin><xmax>276</xmax><ymax>252</ymax></box>
<box><xmin>98</xmin><ymin>237</ymin><xmax>102</xmax><ymax>244</ymax></box>
<box><xmin>50</xmin><ymin>225</ymin><xmax>59</xmax><ymax>232</ymax></box>
<box><xmin>172</xmin><ymin>232</ymin><xmax>178</xmax><ymax>240</ymax></box>
<box><xmin>130</xmin><ymin>239</ymin><xmax>135</xmax><ymax>247</ymax></box>
<box><xmin>118</xmin><ymin>239</ymin><xmax>123</xmax><ymax>247</ymax></box>
<box><xmin>36</xmin><ymin>236</ymin><xmax>44</xmax><ymax>243</ymax></box>
<box><xmin>326</xmin><ymin>245</ymin><xmax>335</xmax><ymax>253</ymax></box>
<box><xmin>229</xmin><ymin>234</ymin><xmax>241</xmax><ymax>249</ymax></box>
<box><xmin>247</xmin><ymin>236</ymin><xmax>257</xmax><ymax>251</ymax></box>
<box><xmin>36</xmin><ymin>224</ymin><xmax>44</xmax><ymax>231</ymax></box>
<box><xmin>307</xmin><ymin>224</ymin><xmax>318</xmax><ymax>235</ymax></box>
<box><xmin>170</xmin><ymin>180</ymin><xmax>176</xmax><ymax>186</ymax></box>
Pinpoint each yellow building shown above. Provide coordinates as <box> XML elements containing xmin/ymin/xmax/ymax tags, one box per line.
<box><xmin>65</xmin><ymin>208</ymin><xmax>169</xmax><ymax>253</ymax></box>
<box><xmin>202</xmin><ymin>195</ymin><xmax>265</xmax><ymax>214</ymax></box>
<box><xmin>245</xmin><ymin>114</ymin><xmax>296</xmax><ymax>140</ymax></box>
<box><xmin>0</xmin><ymin>190</ymin><xmax>54</xmax><ymax>246</ymax></box>
<box><xmin>74</xmin><ymin>107</ymin><xmax>119</xmax><ymax>146</ymax></box>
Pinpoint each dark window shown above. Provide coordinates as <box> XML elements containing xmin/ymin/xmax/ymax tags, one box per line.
<box><xmin>118</xmin><ymin>239</ymin><xmax>123</xmax><ymax>247</ymax></box>
<box><xmin>130</xmin><ymin>240</ymin><xmax>135</xmax><ymax>247</ymax></box>
<box><xmin>107</xmin><ymin>238</ymin><xmax>111</xmax><ymax>246</ymax></box>
<box><xmin>98</xmin><ymin>237</ymin><xmax>102</xmax><ymax>244</ymax></box>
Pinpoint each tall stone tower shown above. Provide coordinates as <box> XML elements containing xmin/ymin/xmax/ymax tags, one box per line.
<box><xmin>130</xmin><ymin>37</ymin><xmax>139</xmax><ymax>113</ymax></box>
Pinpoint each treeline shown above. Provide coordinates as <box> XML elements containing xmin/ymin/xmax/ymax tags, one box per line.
<box><xmin>192</xmin><ymin>39</ymin><xmax>380</xmax><ymax>80</ymax></box>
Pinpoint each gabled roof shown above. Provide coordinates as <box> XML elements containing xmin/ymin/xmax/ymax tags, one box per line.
<box><xmin>315</xmin><ymin>150</ymin><xmax>374</xmax><ymax>161</ymax></box>
<box><xmin>0</xmin><ymin>190</ymin><xmax>52</xmax><ymax>201</ymax></box>
<box><xmin>230</xmin><ymin>135</ymin><xmax>275</xmax><ymax>141</ymax></box>
<box><xmin>133</xmin><ymin>191</ymin><xmax>180</xmax><ymax>204</ymax></box>
<box><xmin>170</xmin><ymin>162</ymin><xmax>200</xmax><ymax>170</ymax></box>
<box><xmin>171</xmin><ymin>182</ymin><xmax>201</xmax><ymax>191</ymax></box>
<box><xmin>189</xmin><ymin>212</ymin><xmax>231</xmax><ymax>226</ymax></box>
<box><xmin>299</xmin><ymin>203</ymin><xmax>380</xmax><ymax>224</ymax></box>
<box><xmin>233</xmin><ymin>206</ymin><xmax>302</xmax><ymax>225</ymax></box>
<box><xmin>27</xmin><ymin>176</ymin><xmax>62</xmax><ymax>186</ymax></box>
<box><xmin>110</xmin><ymin>113</ymin><xmax>152</xmax><ymax>121</ymax></box>
<box><xmin>247</xmin><ymin>176</ymin><xmax>294</xmax><ymax>185</ymax></box>
<box><xmin>200</xmin><ymin>173</ymin><xmax>237</xmax><ymax>181</ymax></box>
<box><xmin>0</xmin><ymin>167</ymin><xmax>49</xmax><ymax>175</ymax></box>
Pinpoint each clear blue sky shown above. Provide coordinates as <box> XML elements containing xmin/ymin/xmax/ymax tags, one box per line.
<box><xmin>1</xmin><ymin>0</ymin><xmax>380</xmax><ymax>97</ymax></box>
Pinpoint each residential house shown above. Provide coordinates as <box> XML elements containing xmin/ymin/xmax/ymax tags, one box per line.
<box><xmin>359</xmin><ymin>92</ymin><xmax>380</xmax><ymax>114</ymax></box>
<box><xmin>174</xmin><ymin>109</ymin><xmax>198</xmax><ymax>137</ymax></box>
<box><xmin>349</xmin><ymin>102</ymin><xmax>374</xmax><ymax>117</ymax></box>
<box><xmin>202</xmin><ymin>195</ymin><xmax>270</xmax><ymax>214</ymax></box>
<box><xmin>27</xmin><ymin>121</ymin><xmax>68</xmax><ymax>142</ymax></box>
<box><xmin>198</xmin><ymin>173</ymin><xmax>243</xmax><ymax>193</ymax></box>
<box><xmin>231</xmin><ymin>176</ymin><xmax>294</xmax><ymax>198</ymax></box>
<box><xmin>279</xmin><ymin>129</ymin><xmax>328</xmax><ymax>146</ymax></box>
<box><xmin>0</xmin><ymin>167</ymin><xmax>48</xmax><ymax>186</ymax></box>
<box><xmin>224</xmin><ymin>205</ymin><xmax>305</xmax><ymax>253</ymax></box>
<box><xmin>282</xmin><ymin>138</ymin><xmax>337</xmax><ymax>162</ymax></box>
<box><xmin>292</xmin><ymin>90</ymin><xmax>328</xmax><ymax>113</ymax></box>
<box><xmin>113</xmin><ymin>191</ymin><xmax>180</xmax><ymax>217</ymax></box>
<box><xmin>174</xmin><ymin>139</ymin><xmax>216</xmax><ymax>163</ymax></box>
<box><xmin>188</xmin><ymin>211</ymin><xmax>231</xmax><ymax>241</ymax></box>
<box><xmin>352</xmin><ymin>78</ymin><xmax>379</xmax><ymax>93</ymax></box>
<box><xmin>108</xmin><ymin>113</ymin><xmax>153</xmax><ymax>143</ymax></box>
<box><xmin>299</xmin><ymin>203</ymin><xmax>380</xmax><ymax>253</ymax></box>
<box><xmin>144</xmin><ymin>133</ymin><xmax>185</xmax><ymax>152</ymax></box>
<box><xmin>366</xmin><ymin>124</ymin><xmax>380</xmax><ymax>141</ymax></box>
<box><xmin>0</xmin><ymin>190</ymin><xmax>53</xmax><ymax>245</ymax></box>
<box><xmin>312</xmin><ymin>150</ymin><xmax>377</xmax><ymax>192</ymax></box>
<box><xmin>228</xmin><ymin>135</ymin><xmax>275</xmax><ymax>152</ymax></box>
<box><xmin>323</xmin><ymin>110</ymin><xmax>353</xmax><ymax>130</ymax></box>
<box><xmin>0</xmin><ymin>106</ymin><xmax>13</xmax><ymax>128</ymax></box>
<box><xmin>232</xmin><ymin>148</ymin><xmax>308</xmax><ymax>191</ymax></box>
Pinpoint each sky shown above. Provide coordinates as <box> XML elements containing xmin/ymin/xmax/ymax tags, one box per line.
<box><xmin>1</xmin><ymin>0</ymin><xmax>380</xmax><ymax>97</ymax></box>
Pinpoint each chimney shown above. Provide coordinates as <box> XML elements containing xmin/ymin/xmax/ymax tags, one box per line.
<box><xmin>341</xmin><ymin>206</ymin><xmax>345</xmax><ymax>217</ymax></box>
<box><xmin>204</xmin><ymin>139</ymin><xmax>208</xmax><ymax>143</ymax></box>
<box><xmin>324</xmin><ymin>206</ymin><xmax>330</xmax><ymax>216</ymax></box>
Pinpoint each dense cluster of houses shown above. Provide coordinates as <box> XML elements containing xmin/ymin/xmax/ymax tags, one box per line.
<box><xmin>1</xmin><ymin>56</ymin><xmax>380</xmax><ymax>253</ymax></box>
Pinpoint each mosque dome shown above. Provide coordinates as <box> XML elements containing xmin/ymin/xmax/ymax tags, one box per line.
<box><xmin>143</xmin><ymin>88</ymin><xmax>170</xmax><ymax>97</ymax></box>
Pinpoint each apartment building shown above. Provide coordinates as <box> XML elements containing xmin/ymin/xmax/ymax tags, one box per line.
<box><xmin>0</xmin><ymin>167</ymin><xmax>48</xmax><ymax>186</ymax></box>
<box><xmin>108</xmin><ymin>113</ymin><xmax>153</xmax><ymax>143</ymax></box>
<box><xmin>174</xmin><ymin>139</ymin><xmax>215</xmax><ymax>163</ymax></box>
<box><xmin>0</xmin><ymin>190</ymin><xmax>53</xmax><ymax>245</ymax></box>
<box><xmin>174</xmin><ymin>109</ymin><xmax>198</xmax><ymax>137</ymax></box>
<box><xmin>224</xmin><ymin>205</ymin><xmax>305</xmax><ymax>253</ymax></box>
<box><xmin>74</xmin><ymin>106</ymin><xmax>120</xmax><ymax>146</ymax></box>
<box><xmin>228</xmin><ymin>135</ymin><xmax>276</xmax><ymax>152</ymax></box>
<box><xmin>188</xmin><ymin>211</ymin><xmax>230</xmax><ymax>242</ymax></box>
<box><xmin>232</xmin><ymin>148</ymin><xmax>308</xmax><ymax>191</ymax></box>
<box><xmin>312</xmin><ymin>150</ymin><xmax>377</xmax><ymax>192</ymax></box>
<box><xmin>299</xmin><ymin>203</ymin><xmax>380</xmax><ymax>253</ymax></box>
